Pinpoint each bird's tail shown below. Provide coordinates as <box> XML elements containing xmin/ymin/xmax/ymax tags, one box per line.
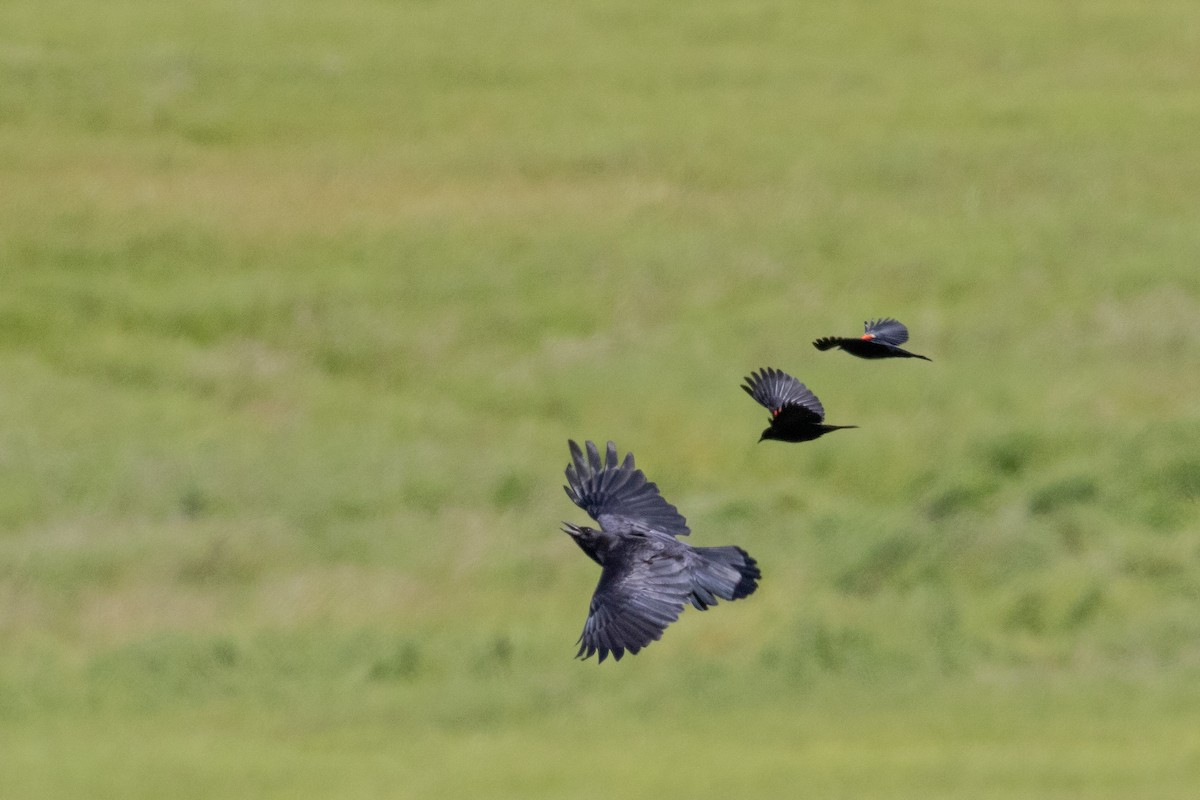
<box><xmin>812</xmin><ymin>337</ymin><xmax>842</xmax><ymax>351</ymax></box>
<box><xmin>687</xmin><ymin>546</ymin><xmax>761</xmax><ymax>610</ymax></box>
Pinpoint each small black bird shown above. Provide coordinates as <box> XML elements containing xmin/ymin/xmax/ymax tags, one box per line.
<box><xmin>563</xmin><ymin>440</ymin><xmax>760</xmax><ymax>663</ymax></box>
<box><xmin>813</xmin><ymin>317</ymin><xmax>931</xmax><ymax>361</ymax></box>
<box><xmin>742</xmin><ymin>367</ymin><xmax>858</xmax><ymax>443</ymax></box>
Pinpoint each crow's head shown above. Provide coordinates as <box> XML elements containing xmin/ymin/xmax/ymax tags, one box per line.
<box><xmin>563</xmin><ymin>522</ymin><xmax>606</xmax><ymax>564</ymax></box>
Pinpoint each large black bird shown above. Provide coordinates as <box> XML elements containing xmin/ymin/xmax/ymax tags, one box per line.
<box><xmin>562</xmin><ymin>440</ymin><xmax>760</xmax><ymax>663</ymax></box>
<box><xmin>742</xmin><ymin>367</ymin><xmax>858</xmax><ymax>443</ymax></box>
<box><xmin>813</xmin><ymin>317</ymin><xmax>931</xmax><ymax>361</ymax></box>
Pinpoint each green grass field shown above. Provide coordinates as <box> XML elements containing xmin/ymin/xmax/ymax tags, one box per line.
<box><xmin>3</xmin><ymin>1</ymin><xmax>1200</xmax><ymax>796</ymax></box>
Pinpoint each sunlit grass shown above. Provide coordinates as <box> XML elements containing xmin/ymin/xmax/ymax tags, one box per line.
<box><xmin>2</xmin><ymin>0</ymin><xmax>1200</xmax><ymax>796</ymax></box>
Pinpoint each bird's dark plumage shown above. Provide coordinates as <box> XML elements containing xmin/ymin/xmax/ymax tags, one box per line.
<box><xmin>563</xmin><ymin>440</ymin><xmax>760</xmax><ymax>663</ymax></box>
<box><xmin>564</xmin><ymin>439</ymin><xmax>690</xmax><ymax>538</ymax></box>
<box><xmin>741</xmin><ymin>367</ymin><xmax>858</xmax><ymax>443</ymax></box>
<box><xmin>813</xmin><ymin>317</ymin><xmax>931</xmax><ymax>361</ymax></box>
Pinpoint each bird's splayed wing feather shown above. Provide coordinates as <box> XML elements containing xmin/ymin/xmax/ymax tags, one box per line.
<box><xmin>863</xmin><ymin>317</ymin><xmax>910</xmax><ymax>346</ymax></box>
<box><xmin>741</xmin><ymin>367</ymin><xmax>825</xmax><ymax>422</ymax></box>
<box><xmin>564</xmin><ymin>440</ymin><xmax>690</xmax><ymax>537</ymax></box>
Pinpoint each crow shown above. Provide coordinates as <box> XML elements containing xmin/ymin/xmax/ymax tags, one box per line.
<box><xmin>813</xmin><ymin>317</ymin><xmax>931</xmax><ymax>361</ymax></box>
<box><xmin>562</xmin><ymin>440</ymin><xmax>760</xmax><ymax>663</ymax></box>
<box><xmin>742</xmin><ymin>367</ymin><xmax>858</xmax><ymax>443</ymax></box>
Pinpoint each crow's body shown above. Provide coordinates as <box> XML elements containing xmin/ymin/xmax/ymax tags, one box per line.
<box><xmin>741</xmin><ymin>367</ymin><xmax>857</xmax><ymax>443</ymax></box>
<box><xmin>813</xmin><ymin>317</ymin><xmax>931</xmax><ymax>361</ymax></box>
<box><xmin>563</xmin><ymin>440</ymin><xmax>760</xmax><ymax>663</ymax></box>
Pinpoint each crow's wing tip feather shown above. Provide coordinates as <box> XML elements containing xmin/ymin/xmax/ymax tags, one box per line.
<box><xmin>564</xmin><ymin>440</ymin><xmax>689</xmax><ymax>535</ymax></box>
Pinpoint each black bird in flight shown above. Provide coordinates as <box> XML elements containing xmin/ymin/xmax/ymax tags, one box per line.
<box><xmin>742</xmin><ymin>367</ymin><xmax>858</xmax><ymax>443</ymax></box>
<box><xmin>813</xmin><ymin>317</ymin><xmax>931</xmax><ymax>361</ymax></box>
<box><xmin>562</xmin><ymin>440</ymin><xmax>760</xmax><ymax>663</ymax></box>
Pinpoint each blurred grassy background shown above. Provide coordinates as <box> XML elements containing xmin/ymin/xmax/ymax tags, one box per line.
<box><xmin>2</xmin><ymin>0</ymin><xmax>1199</xmax><ymax>797</ymax></box>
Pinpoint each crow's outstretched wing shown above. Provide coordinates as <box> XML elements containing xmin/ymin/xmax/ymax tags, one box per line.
<box><xmin>563</xmin><ymin>440</ymin><xmax>690</xmax><ymax>537</ymax></box>
<box><xmin>864</xmin><ymin>318</ymin><xmax>910</xmax><ymax>346</ymax></box>
<box><xmin>741</xmin><ymin>367</ymin><xmax>825</xmax><ymax>422</ymax></box>
<box><xmin>577</xmin><ymin>543</ymin><xmax>692</xmax><ymax>663</ymax></box>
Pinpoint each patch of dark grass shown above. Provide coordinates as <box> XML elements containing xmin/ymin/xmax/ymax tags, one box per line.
<box><xmin>808</xmin><ymin>623</ymin><xmax>876</xmax><ymax>674</ymax></box>
<box><xmin>492</xmin><ymin>471</ymin><xmax>535</xmax><ymax>510</ymax></box>
<box><xmin>368</xmin><ymin>639</ymin><xmax>422</xmax><ymax>681</ymax></box>
<box><xmin>471</xmin><ymin>636</ymin><xmax>514</xmax><ymax>676</ymax></box>
<box><xmin>1122</xmin><ymin>550</ymin><xmax>1188</xmax><ymax>580</ymax></box>
<box><xmin>400</xmin><ymin>478</ymin><xmax>452</xmax><ymax>515</ymax></box>
<box><xmin>1029</xmin><ymin>475</ymin><xmax>1098</xmax><ymax>515</ymax></box>
<box><xmin>979</xmin><ymin>432</ymin><xmax>1040</xmax><ymax>477</ymax></box>
<box><xmin>1056</xmin><ymin>518</ymin><xmax>1087</xmax><ymax>553</ymax></box>
<box><xmin>783</xmin><ymin>618</ymin><xmax>906</xmax><ymax>680</ymax></box>
<box><xmin>927</xmin><ymin>597</ymin><xmax>967</xmax><ymax>673</ymax></box>
<box><xmin>176</xmin><ymin>538</ymin><xmax>261</xmax><ymax>586</ymax></box>
<box><xmin>1062</xmin><ymin>586</ymin><xmax>1105</xmax><ymax>631</ymax></box>
<box><xmin>1161</xmin><ymin>459</ymin><xmax>1200</xmax><ymax>501</ymax></box>
<box><xmin>925</xmin><ymin>481</ymin><xmax>994</xmax><ymax>520</ymax></box>
<box><xmin>1005</xmin><ymin>590</ymin><xmax>1047</xmax><ymax>634</ymax></box>
<box><xmin>713</xmin><ymin>499</ymin><xmax>756</xmax><ymax>523</ymax></box>
<box><xmin>88</xmin><ymin>633</ymin><xmax>244</xmax><ymax>708</ymax></box>
<box><xmin>178</xmin><ymin>483</ymin><xmax>210</xmax><ymax>518</ymax></box>
<box><xmin>836</xmin><ymin>535</ymin><xmax>921</xmax><ymax>596</ymax></box>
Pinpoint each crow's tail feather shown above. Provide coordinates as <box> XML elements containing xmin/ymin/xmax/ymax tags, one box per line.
<box><xmin>687</xmin><ymin>546</ymin><xmax>760</xmax><ymax>610</ymax></box>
